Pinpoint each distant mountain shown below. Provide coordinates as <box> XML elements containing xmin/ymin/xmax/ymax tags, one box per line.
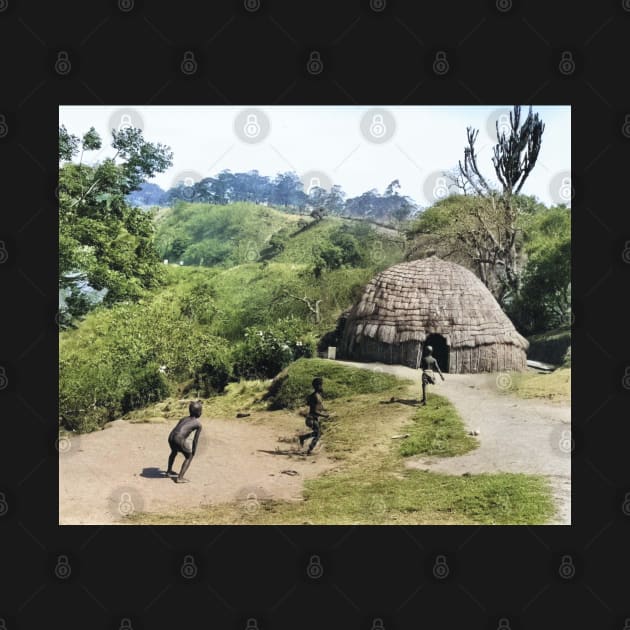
<box><xmin>126</xmin><ymin>182</ymin><xmax>166</xmax><ymax>208</ymax></box>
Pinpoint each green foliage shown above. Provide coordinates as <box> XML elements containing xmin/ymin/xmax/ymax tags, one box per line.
<box><xmin>63</xmin><ymin>285</ymin><xmax>93</xmax><ymax>321</ymax></box>
<box><xmin>265</xmin><ymin>358</ymin><xmax>408</xmax><ymax>410</ymax></box>
<box><xmin>60</xmin><ymin>277</ymin><xmax>231</xmax><ymax>432</ymax></box>
<box><xmin>60</xmin><ymin>203</ymin><xmax>408</xmax><ymax>430</ymax></box>
<box><xmin>312</xmin><ymin>224</ymin><xmax>364</xmax><ymax>276</ymax></box>
<box><xmin>507</xmin><ymin>207</ymin><xmax>571</xmax><ymax>334</ymax></box>
<box><xmin>121</xmin><ymin>363</ymin><xmax>171</xmax><ymax>414</ymax></box>
<box><xmin>526</xmin><ymin>326</ymin><xmax>571</xmax><ymax>365</ymax></box>
<box><xmin>154</xmin><ymin>202</ymin><xmax>291</xmax><ymax>267</ymax></box>
<box><xmin>232</xmin><ymin>318</ymin><xmax>316</xmax><ymax>379</ymax></box>
<box><xmin>59</xmin><ymin>125</ymin><xmax>173</xmax><ymax>316</ymax></box>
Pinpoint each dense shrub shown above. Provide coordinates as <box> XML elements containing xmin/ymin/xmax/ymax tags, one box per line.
<box><xmin>232</xmin><ymin>318</ymin><xmax>316</xmax><ymax>379</ymax></box>
<box><xmin>60</xmin><ymin>295</ymin><xmax>232</xmax><ymax>432</ymax></box>
<box><xmin>121</xmin><ymin>363</ymin><xmax>171</xmax><ymax>413</ymax></box>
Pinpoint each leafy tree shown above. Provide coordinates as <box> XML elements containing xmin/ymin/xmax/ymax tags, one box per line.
<box><xmin>325</xmin><ymin>184</ymin><xmax>346</xmax><ymax>214</ymax></box>
<box><xmin>59</xmin><ymin>126</ymin><xmax>173</xmax><ymax>308</ymax></box>
<box><xmin>507</xmin><ymin>207</ymin><xmax>570</xmax><ymax>334</ymax></box>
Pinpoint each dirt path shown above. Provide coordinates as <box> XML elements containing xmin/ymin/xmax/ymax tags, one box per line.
<box><xmin>337</xmin><ymin>361</ymin><xmax>571</xmax><ymax>525</ymax></box>
<box><xmin>59</xmin><ymin>414</ymin><xmax>334</xmax><ymax>525</ymax></box>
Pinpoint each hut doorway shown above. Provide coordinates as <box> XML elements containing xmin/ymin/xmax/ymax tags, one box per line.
<box><xmin>425</xmin><ymin>334</ymin><xmax>449</xmax><ymax>372</ymax></box>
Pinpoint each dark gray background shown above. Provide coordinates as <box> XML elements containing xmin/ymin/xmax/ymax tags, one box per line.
<box><xmin>0</xmin><ymin>0</ymin><xmax>628</xmax><ymax>628</ymax></box>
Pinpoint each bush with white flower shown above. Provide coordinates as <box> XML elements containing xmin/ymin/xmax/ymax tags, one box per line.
<box><xmin>233</xmin><ymin>318</ymin><xmax>316</xmax><ymax>379</ymax></box>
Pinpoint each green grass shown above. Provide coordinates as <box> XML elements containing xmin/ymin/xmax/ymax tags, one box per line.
<box><xmin>129</xmin><ymin>361</ymin><xmax>555</xmax><ymax>525</ymax></box>
<box><xmin>506</xmin><ymin>368</ymin><xmax>570</xmax><ymax>404</ymax></box>
<box><xmin>129</xmin><ymin>469</ymin><xmax>552</xmax><ymax>525</ymax></box>
<box><xmin>265</xmin><ymin>357</ymin><xmax>410</xmax><ymax>409</ymax></box>
<box><xmin>399</xmin><ymin>394</ymin><xmax>478</xmax><ymax>457</ymax></box>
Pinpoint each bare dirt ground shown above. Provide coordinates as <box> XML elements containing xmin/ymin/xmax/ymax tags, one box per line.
<box><xmin>337</xmin><ymin>360</ymin><xmax>571</xmax><ymax>525</ymax></box>
<box><xmin>59</xmin><ymin>413</ymin><xmax>335</xmax><ymax>525</ymax></box>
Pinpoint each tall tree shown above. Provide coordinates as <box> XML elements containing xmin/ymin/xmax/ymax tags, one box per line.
<box><xmin>59</xmin><ymin>125</ymin><xmax>173</xmax><ymax>310</ymax></box>
<box><xmin>450</xmin><ymin>105</ymin><xmax>545</xmax><ymax>302</ymax></box>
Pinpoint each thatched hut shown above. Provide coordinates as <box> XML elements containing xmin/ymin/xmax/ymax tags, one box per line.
<box><xmin>337</xmin><ymin>256</ymin><xmax>528</xmax><ymax>373</ymax></box>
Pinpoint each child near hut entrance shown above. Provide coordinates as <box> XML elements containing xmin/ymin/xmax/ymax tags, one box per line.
<box><xmin>419</xmin><ymin>346</ymin><xmax>445</xmax><ymax>405</ymax></box>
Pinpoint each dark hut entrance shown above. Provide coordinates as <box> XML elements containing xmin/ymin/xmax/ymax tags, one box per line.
<box><xmin>425</xmin><ymin>333</ymin><xmax>449</xmax><ymax>372</ymax></box>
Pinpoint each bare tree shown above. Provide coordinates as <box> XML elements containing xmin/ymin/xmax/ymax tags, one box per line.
<box><xmin>452</xmin><ymin>105</ymin><xmax>545</xmax><ymax>301</ymax></box>
<box><xmin>274</xmin><ymin>289</ymin><xmax>322</xmax><ymax>323</ymax></box>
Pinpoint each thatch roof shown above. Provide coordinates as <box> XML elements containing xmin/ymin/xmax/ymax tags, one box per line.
<box><xmin>343</xmin><ymin>256</ymin><xmax>528</xmax><ymax>350</ymax></box>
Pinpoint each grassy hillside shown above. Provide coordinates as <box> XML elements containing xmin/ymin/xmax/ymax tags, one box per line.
<box><xmin>60</xmin><ymin>203</ymin><xmax>407</xmax><ymax>432</ymax></box>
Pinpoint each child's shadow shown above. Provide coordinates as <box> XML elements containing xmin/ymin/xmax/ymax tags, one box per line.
<box><xmin>140</xmin><ymin>467</ymin><xmax>169</xmax><ymax>479</ymax></box>
<box><xmin>380</xmin><ymin>397</ymin><xmax>420</xmax><ymax>407</ymax></box>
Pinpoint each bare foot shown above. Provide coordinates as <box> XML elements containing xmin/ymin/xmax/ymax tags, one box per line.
<box><xmin>176</xmin><ymin>477</ymin><xmax>191</xmax><ymax>483</ymax></box>
<box><xmin>166</xmin><ymin>470</ymin><xmax>177</xmax><ymax>477</ymax></box>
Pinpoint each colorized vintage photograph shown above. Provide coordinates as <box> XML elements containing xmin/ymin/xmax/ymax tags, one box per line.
<box><xmin>58</xmin><ymin>105</ymin><xmax>571</xmax><ymax>525</ymax></box>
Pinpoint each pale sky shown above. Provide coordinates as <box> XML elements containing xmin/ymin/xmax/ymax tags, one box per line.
<box><xmin>59</xmin><ymin>105</ymin><xmax>570</xmax><ymax>207</ymax></box>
